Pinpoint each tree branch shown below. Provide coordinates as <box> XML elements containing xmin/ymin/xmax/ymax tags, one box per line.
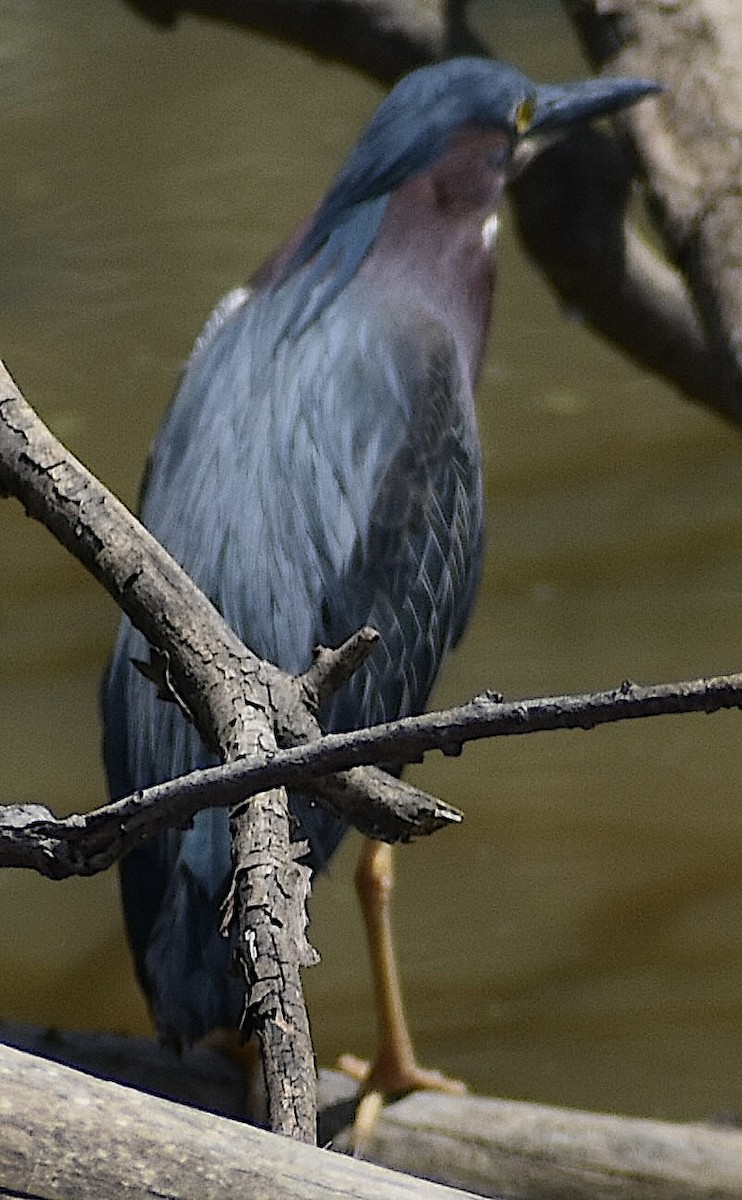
<box><xmin>510</xmin><ymin>126</ymin><xmax>725</xmax><ymax>418</ymax></box>
<box><xmin>2</xmin><ymin>350</ymin><xmax>741</xmax><ymax>892</ymax></box>
<box><xmin>122</xmin><ymin>0</ymin><xmax>489</xmax><ymax>85</ymax></box>
<box><xmin>0</xmin><ymin>762</ymin><xmax>461</xmax><ymax>879</ymax></box>
<box><xmin>0</xmin><ymin>358</ymin><xmax>326</xmax><ymax>1139</ymax></box>
<box><xmin>5</xmin><ymin>669</ymin><xmax>742</xmax><ymax>875</ymax></box>
<box><xmin>563</xmin><ymin>0</ymin><xmax>742</xmax><ymax>423</ymax></box>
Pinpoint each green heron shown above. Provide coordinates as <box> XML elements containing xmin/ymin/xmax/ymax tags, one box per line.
<box><xmin>103</xmin><ymin>56</ymin><xmax>658</xmax><ymax>1122</ymax></box>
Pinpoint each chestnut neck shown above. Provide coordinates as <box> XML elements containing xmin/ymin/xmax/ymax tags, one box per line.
<box><xmin>358</xmin><ymin>125</ymin><xmax>511</xmax><ymax>382</ymax></box>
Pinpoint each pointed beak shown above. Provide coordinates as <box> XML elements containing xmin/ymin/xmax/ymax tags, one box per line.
<box><xmin>529</xmin><ymin>76</ymin><xmax>662</xmax><ymax>134</ymax></box>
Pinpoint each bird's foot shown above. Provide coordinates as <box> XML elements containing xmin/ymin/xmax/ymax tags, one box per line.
<box><xmin>336</xmin><ymin>1051</ymin><xmax>466</xmax><ymax>1155</ymax></box>
<box><xmin>337</xmin><ymin>1050</ymin><xmax>467</xmax><ymax>1096</ymax></box>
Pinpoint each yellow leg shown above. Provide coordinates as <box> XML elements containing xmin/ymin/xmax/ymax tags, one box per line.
<box><xmin>337</xmin><ymin>838</ymin><xmax>466</xmax><ymax>1152</ymax></box>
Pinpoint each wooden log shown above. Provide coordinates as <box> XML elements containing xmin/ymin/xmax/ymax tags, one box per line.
<box><xmin>0</xmin><ymin>1022</ymin><xmax>240</xmax><ymax>1112</ymax></box>
<box><xmin>565</xmin><ymin>0</ymin><xmax>742</xmax><ymax>423</ymax></box>
<box><xmin>359</xmin><ymin>1092</ymin><xmax>742</xmax><ymax>1200</ymax></box>
<box><xmin>2</xmin><ymin>1024</ymin><xmax>742</xmax><ymax>1198</ymax></box>
<box><xmin>0</xmin><ymin>1041</ymin><xmax>473</xmax><ymax>1200</ymax></box>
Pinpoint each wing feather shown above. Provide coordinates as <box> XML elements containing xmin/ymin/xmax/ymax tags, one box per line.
<box><xmin>103</xmin><ymin>275</ymin><xmax>483</xmax><ymax>1040</ymax></box>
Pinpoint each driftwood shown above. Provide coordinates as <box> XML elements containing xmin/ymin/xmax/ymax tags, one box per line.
<box><xmin>5</xmin><ymin>366</ymin><xmax>742</xmax><ymax>893</ymax></box>
<box><xmin>563</xmin><ymin>0</ymin><xmax>742</xmax><ymax>424</ymax></box>
<box><xmin>361</xmin><ymin>1093</ymin><xmax>742</xmax><ymax>1200</ymax></box>
<box><xmin>5</xmin><ymin>362</ymin><xmax>742</xmax><ymax>1145</ymax></box>
<box><xmin>7</xmin><ymin>669</ymin><xmax>742</xmax><ymax>877</ymax></box>
<box><xmin>0</xmin><ymin>361</ymin><xmax>325</xmax><ymax>1139</ymax></box>
<box><xmin>0</xmin><ymin>365</ymin><xmax>452</xmax><ymax>850</ymax></box>
<box><xmin>3</xmin><ymin>363</ymin><xmax>742</xmax><ymax>877</ymax></box>
<box><xmin>4</xmin><ymin>0</ymin><xmax>742</xmax><ymax>1159</ymax></box>
<box><xmin>2</xmin><ymin>1027</ymin><xmax>742</xmax><ymax>1200</ymax></box>
<box><xmin>0</xmin><ymin>1040</ymin><xmax>473</xmax><ymax>1200</ymax></box>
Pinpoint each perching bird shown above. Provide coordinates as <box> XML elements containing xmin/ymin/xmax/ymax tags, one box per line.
<box><xmin>103</xmin><ymin>56</ymin><xmax>658</xmax><ymax>1111</ymax></box>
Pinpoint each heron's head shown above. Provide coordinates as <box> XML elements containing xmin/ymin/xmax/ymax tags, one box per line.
<box><xmin>273</xmin><ymin>57</ymin><xmax>660</xmax><ymax>336</ymax></box>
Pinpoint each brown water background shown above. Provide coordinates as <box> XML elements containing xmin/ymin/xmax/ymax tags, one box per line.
<box><xmin>3</xmin><ymin>0</ymin><xmax>742</xmax><ymax>1121</ymax></box>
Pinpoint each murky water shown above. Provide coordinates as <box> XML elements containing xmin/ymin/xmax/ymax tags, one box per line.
<box><xmin>3</xmin><ymin>0</ymin><xmax>742</xmax><ymax>1122</ymax></box>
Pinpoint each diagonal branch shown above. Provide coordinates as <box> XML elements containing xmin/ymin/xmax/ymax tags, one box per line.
<box><xmin>0</xmin><ymin>759</ymin><xmax>461</xmax><ymax>878</ymax></box>
<box><xmin>0</xmin><ymin>359</ymin><xmax>333</xmax><ymax>1142</ymax></box>
<box><xmin>121</xmin><ymin>0</ymin><xmax>489</xmax><ymax>86</ymax></box>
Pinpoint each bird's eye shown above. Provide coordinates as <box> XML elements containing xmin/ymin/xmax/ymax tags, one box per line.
<box><xmin>514</xmin><ymin>97</ymin><xmax>535</xmax><ymax>134</ymax></box>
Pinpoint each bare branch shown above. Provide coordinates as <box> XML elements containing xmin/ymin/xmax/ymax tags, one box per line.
<box><xmin>0</xmin><ymin>764</ymin><xmax>460</xmax><ymax>879</ymax></box>
<box><xmin>563</xmin><ymin>0</ymin><xmax>742</xmax><ymax>423</ymax></box>
<box><xmin>0</xmin><ymin>361</ymin><xmax>323</xmax><ymax>1138</ymax></box>
<box><xmin>300</xmin><ymin>626</ymin><xmax>381</xmax><ymax>711</ymax></box>
<box><xmin>4</xmin><ymin>669</ymin><xmax>742</xmax><ymax>877</ymax></box>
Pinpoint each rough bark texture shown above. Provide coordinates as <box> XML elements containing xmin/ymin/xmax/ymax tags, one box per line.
<box><xmin>0</xmin><ymin>369</ymin><xmax>454</xmax><ymax>849</ymax></box>
<box><xmin>6</xmin><ymin>662</ymin><xmax>742</xmax><ymax>878</ymax></box>
<box><xmin>0</xmin><ymin>364</ymin><xmax>463</xmax><ymax>1138</ymax></box>
<box><xmin>0</xmin><ymin>757</ymin><xmax>460</xmax><ymax>877</ymax></box>
<box><xmin>225</xmin><ymin>788</ymin><xmax>319</xmax><ymax>1141</ymax></box>
<box><xmin>0</xmin><ymin>760</ymin><xmax>459</xmax><ymax>878</ymax></box>
<box><xmin>0</xmin><ymin>364</ymin><xmax>318</xmax><ymax>1139</ymax></box>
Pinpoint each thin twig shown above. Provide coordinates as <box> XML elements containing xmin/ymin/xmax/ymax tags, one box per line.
<box><xmin>299</xmin><ymin>627</ymin><xmax>381</xmax><ymax>711</ymax></box>
<box><xmin>4</xmin><ymin>671</ymin><xmax>742</xmax><ymax>877</ymax></box>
